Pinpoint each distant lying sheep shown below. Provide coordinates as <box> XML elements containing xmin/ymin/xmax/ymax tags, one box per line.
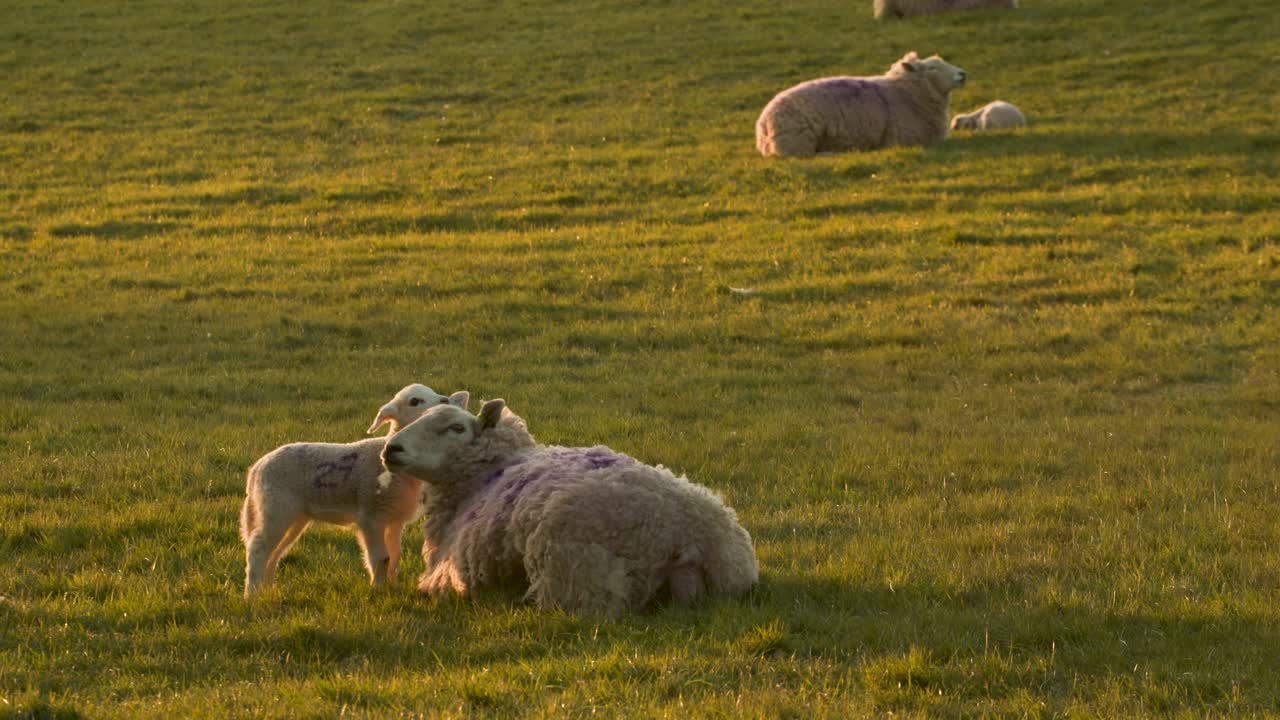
<box><xmin>875</xmin><ymin>0</ymin><xmax>1017</xmax><ymax>20</ymax></box>
<box><xmin>240</xmin><ymin>384</ymin><xmax>469</xmax><ymax>598</ymax></box>
<box><xmin>382</xmin><ymin>400</ymin><xmax>759</xmax><ymax>617</ymax></box>
<box><xmin>756</xmin><ymin>52</ymin><xmax>967</xmax><ymax>158</ymax></box>
<box><xmin>951</xmin><ymin>100</ymin><xmax>1026</xmax><ymax>131</ymax></box>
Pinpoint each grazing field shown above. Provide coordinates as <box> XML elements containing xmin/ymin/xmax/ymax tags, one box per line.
<box><xmin>2</xmin><ymin>0</ymin><xmax>1278</xmax><ymax>716</ymax></box>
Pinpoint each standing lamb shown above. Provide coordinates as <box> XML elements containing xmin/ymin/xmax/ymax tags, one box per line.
<box><xmin>756</xmin><ymin>52</ymin><xmax>967</xmax><ymax>158</ymax></box>
<box><xmin>951</xmin><ymin>100</ymin><xmax>1026</xmax><ymax>131</ymax></box>
<box><xmin>381</xmin><ymin>399</ymin><xmax>759</xmax><ymax>617</ymax></box>
<box><xmin>874</xmin><ymin>0</ymin><xmax>1016</xmax><ymax>20</ymax></box>
<box><xmin>240</xmin><ymin>384</ymin><xmax>469</xmax><ymax>598</ymax></box>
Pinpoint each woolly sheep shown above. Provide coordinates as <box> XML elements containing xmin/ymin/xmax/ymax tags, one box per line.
<box><xmin>756</xmin><ymin>52</ymin><xmax>967</xmax><ymax>158</ymax></box>
<box><xmin>951</xmin><ymin>100</ymin><xmax>1026</xmax><ymax>131</ymax></box>
<box><xmin>874</xmin><ymin>0</ymin><xmax>1016</xmax><ymax>20</ymax></box>
<box><xmin>381</xmin><ymin>399</ymin><xmax>759</xmax><ymax>617</ymax></box>
<box><xmin>240</xmin><ymin>384</ymin><xmax>469</xmax><ymax>598</ymax></box>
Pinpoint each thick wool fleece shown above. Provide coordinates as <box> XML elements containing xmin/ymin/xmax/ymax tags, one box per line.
<box><xmin>755</xmin><ymin>54</ymin><xmax>962</xmax><ymax>157</ymax></box>
<box><xmin>412</xmin><ymin>416</ymin><xmax>758</xmax><ymax>617</ymax></box>
<box><xmin>874</xmin><ymin>0</ymin><xmax>1016</xmax><ymax>20</ymax></box>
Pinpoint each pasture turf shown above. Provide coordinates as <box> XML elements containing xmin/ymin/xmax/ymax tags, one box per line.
<box><xmin>1</xmin><ymin>0</ymin><xmax>1278</xmax><ymax>717</ymax></box>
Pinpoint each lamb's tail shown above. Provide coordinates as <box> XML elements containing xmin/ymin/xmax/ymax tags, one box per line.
<box><xmin>239</xmin><ymin>459</ymin><xmax>262</xmax><ymax>546</ymax></box>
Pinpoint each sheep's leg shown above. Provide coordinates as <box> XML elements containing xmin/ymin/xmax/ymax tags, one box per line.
<box><xmin>525</xmin><ymin>540</ymin><xmax>633</xmax><ymax>618</ymax></box>
<box><xmin>667</xmin><ymin>563</ymin><xmax>706</xmax><ymax>606</ymax></box>
<box><xmin>383</xmin><ymin>522</ymin><xmax>404</xmax><ymax>581</ymax></box>
<box><xmin>356</xmin><ymin>521</ymin><xmax>391</xmax><ymax>588</ymax></box>
<box><xmin>264</xmin><ymin>519</ymin><xmax>309</xmax><ymax>587</ymax></box>
<box><xmin>245</xmin><ymin>513</ymin><xmax>299</xmax><ymax>598</ymax></box>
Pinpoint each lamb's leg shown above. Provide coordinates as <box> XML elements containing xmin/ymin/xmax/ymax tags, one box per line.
<box><xmin>245</xmin><ymin>512</ymin><xmax>298</xmax><ymax>598</ymax></box>
<box><xmin>383</xmin><ymin>522</ymin><xmax>404</xmax><ymax>581</ymax></box>
<box><xmin>356</xmin><ymin>521</ymin><xmax>391</xmax><ymax>587</ymax></box>
<box><xmin>264</xmin><ymin>519</ymin><xmax>309</xmax><ymax>587</ymax></box>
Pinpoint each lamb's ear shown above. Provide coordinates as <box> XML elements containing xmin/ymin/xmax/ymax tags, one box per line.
<box><xmin>367</xmin><ymin>402</ymin><xmax>397</xmax><ymax>434</ymax></box>
<box><xmin>477</xmin><ymin>399</ymin><xmax>506</xmax><ymax>432</ymax></box>
<box><xmin>448</xmin><ymin>390</ymin><xmax>470</xmax><ymax>409</ymax></box>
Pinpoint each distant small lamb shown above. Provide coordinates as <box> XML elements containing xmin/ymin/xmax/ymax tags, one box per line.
<box><xmin>382</xmin><ymin>399</ymin><xmax>759</xmax><ymax>617</ymax></box>
<box><xmin>240</xmin><ymin>384</ymin><xmax>468</xmax><ymax>598</ymax></box>
<box><xmin>756</xmin><ymin>52</ymin><xmax>967</xmax><ymax>158</ymax></box>
<box><xmin>951</xmin><ymin>100</ymin><xmax>1026</xmax><ymax>131</ymax></box>
<box><xmin>875</xmin><ymin>0</ymin><xmax>1017</xmax><ymax>20</ymax></box>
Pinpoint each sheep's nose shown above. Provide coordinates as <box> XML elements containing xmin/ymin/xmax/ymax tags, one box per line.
<box><xmin>958</xmin><ymin>71</ymin><xmax>967</xmax><ymax>82</ymax></box>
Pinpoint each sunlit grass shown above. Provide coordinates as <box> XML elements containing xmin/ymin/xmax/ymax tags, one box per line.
<box><xmin>2</xmin><ymin>0</ymin><xmax>1278</xmax><ymax>716</ymax></box>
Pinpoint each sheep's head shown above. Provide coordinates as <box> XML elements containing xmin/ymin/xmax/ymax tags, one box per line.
<box><xmin>367</xmin><ymin>384</ymin><xmax>470</xmax><ymax>434</ymax></box>
<box><xmin>894</xmin><ymin>52</ymin><xmax>966</xmax><ymax>94</ymax></box>
<box><xmin>951</xmin><ymin>113</ymin><xmax>978</xmax><ymax>131</ymax></box>
<box><xmin>382</xmin><ymin>399</ymin><xmax>507</xmax><ymax>480</ymax></box>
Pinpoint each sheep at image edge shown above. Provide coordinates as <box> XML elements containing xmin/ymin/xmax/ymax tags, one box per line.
<box><xmin>951</xmin><ymin>100</ymin><xmax>1027</xmax><ymax>131</ymax></box>
<box><xmin>381</xmin><ymin>399</ymin><xmax>759</xmax><ymax>618</ymax></box>
<box><xmin>240</xmin><ymin>384</ymin><xmax>470</xmax><ymax>598</ymax></box>
<box><xmin>756</xmin><ymin>52</ymin><xmax>967</xmax><ymax>158</ymax></box>
<box><xmin>874</xmin><ymin>0</ymin><xmax>1016</xmax><ymax>20</ymax></box>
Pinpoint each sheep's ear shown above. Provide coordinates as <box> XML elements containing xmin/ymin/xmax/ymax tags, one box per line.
<box><xmin>477</xmin><ymin>399</ymin><xmax>506</xmax><ymax>432</ymax></box>
<box><xmin>367</xmin><ymin>402</ymin><xmax>397</xmax><ymax>434</ymax></box>
<box><xmin>448</xmin><ymin>390</ymin><xmax>470</xmax><ymax>409</ymax></box>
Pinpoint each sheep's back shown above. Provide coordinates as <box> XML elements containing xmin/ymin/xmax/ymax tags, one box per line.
<box><xmin>761</xmin><ymin>76</ymin><xmax>894</xmax><ymax>152</ymax></box>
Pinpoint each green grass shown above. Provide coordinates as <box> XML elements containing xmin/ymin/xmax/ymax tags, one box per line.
<box><xmin>2</xmin><ymin>0</ymin><xmax>1278</xmax><ymax>716</ymax></box>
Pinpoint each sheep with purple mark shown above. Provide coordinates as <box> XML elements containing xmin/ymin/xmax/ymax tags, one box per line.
<box><xmin>756</xmin><ymin>52</ymin><xmax>967</xmax><ymax>158</ymax></box>
<box><xmin>381</xmin><ymin>399</ymin><xmax>759</xmax><ymax>617</ymax></box>
<box><xmin>240</xmin><ymin>384</ymin><xmax>469</xmax><ymax>598</ymax></box>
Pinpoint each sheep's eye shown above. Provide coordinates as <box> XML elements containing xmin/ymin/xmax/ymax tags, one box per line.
<box><xmin>409</xmin><ymin>398</ymin><xmax>423</xmax><ymax>407</ymax></box>
<box><xmin>438</xmin><ymin>398</ymin><xmax>450</xmax><ymax>405</ymax></box>
<box><xmin>449</xmin><ymin>424</ymin><xmax>466</xmax><ymax>434</ymax></box>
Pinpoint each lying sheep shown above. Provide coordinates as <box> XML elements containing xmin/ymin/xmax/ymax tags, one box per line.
<box><xmin>756</xmin><ymin>52</ymin><xmax>967</xmax><ymax>158</ymax></box>
<box><xmin>874</xmin><ymin>0</ymin><xmax>1017</xmax><ymax>20</ymax></box>
<box><xmin>381</xmin><ymin>399</ymin><xmax>759</xmax><ymax>617</ymax></box>
<box><xmin>951</xmin><ymin>100</ymin><xmax>1026</xmax><ymax>131</ymax></box>
<box><xmin>240</xmin><ymin>384</ymin><xmax>469</xmax><ymax>598</ymax></box>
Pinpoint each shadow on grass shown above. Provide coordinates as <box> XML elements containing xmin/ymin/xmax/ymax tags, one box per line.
<box><xmin>943</xmin><ymin>128</ymin><xmax>1280</xmax><ymax>162</ymax></box>
<box><xmin>752</xmin><ymin>572</ymin><xmax>1279</xmax><ymax>710</ymax></box>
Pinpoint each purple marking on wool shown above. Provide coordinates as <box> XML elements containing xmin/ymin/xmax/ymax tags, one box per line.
<box><xmin>457</xmin><ymin>448</ymin><xmax>631</xmax><ymax>525</ymax></box>
<box><xmin>312</xmin><ymin>451</ymin><xmax>357</xmax><ymax>489</ymax></box>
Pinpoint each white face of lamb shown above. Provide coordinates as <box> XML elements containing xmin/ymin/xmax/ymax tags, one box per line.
<box><xmin>382</xmin><ymin>405</ymin><xmax>476</xmax><ymax>478</ymax></box>
<box><xmin>368</xmin><ymin>383</ymin><xmax>452</xmax><ymax>433</ymax></box>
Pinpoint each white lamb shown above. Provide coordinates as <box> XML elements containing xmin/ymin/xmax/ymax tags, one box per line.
<box><xmin>756</xmin><ymin>52</ymin><xmax>967</xmax><ymax>158</ymax></box>
<box><xmin>381</xmin><ymin>399</ymin><xmax>759</xmax><ymax>618</ymax></box>
<box><xmin>951</xmin><ymin>100</ymin><xmax>1026</xmax><ymax>131</ymax></box>
<box><xmin>874</xmin><ymin>0</ymin><xmax>1017</xmax><ymax>20</ymax></box>
<box><xmin>240</xmin><ymin>384</ymin><xmax>469</xmax><ymax>598</ymax></box>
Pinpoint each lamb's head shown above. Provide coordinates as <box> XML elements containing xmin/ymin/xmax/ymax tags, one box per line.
<box><xmin>382</xmin><ymin>399</ymin><xmax>509</xmax><ymax>481</ymax></box>
<box><xmin>892</xmin><ymin>52</ymin><xmax>966</xmax><ymax>95</ymax></box>
<box><xmin>950</xmin><ymin>113</ymin><xmax>978</xmax><ymax>131</ymax></box>
<box><xmin>367</xmin><ymin>384</ymin><xmax>470</xmax><ymax>434</ymax></box>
